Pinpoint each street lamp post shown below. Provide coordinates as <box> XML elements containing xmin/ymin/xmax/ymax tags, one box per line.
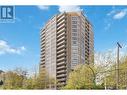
<box><xmin>116</xmin><ymin>42</ymin><xmax>122</xmax><ymax>89</ymax></box>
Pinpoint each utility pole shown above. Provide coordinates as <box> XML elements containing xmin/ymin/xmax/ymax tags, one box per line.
<box><xmin>116</xmin><ymin>42</ymin><xmax>122</xmax><ymax>89</ymax></box>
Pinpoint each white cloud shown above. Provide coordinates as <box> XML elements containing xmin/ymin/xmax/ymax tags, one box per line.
<box><xmin>113</xmin><ymin>9</ymin><xmax>127</xmax><ymax>19</ymax></box>
<box><xmin>37</xmin><ymin>6</ymin><xmax>49</xmax><ymax>10</ymax></box>
<box><xmin>0</xmin><ymin>40</ymin><xmax>26</xmax><ymax>55</ymax></box>
<box><xmin>104</xmin><ymin>18</ymin><xmax>113</xmax><ymax>31</ymax></box>
<box><xmin>20</xmin><ymin>46</ymin><xmax>26</xmax><ymax>51</ymax></box>
<box><xmin>104</xmin><ymin>23</ymin><xmax>111</xmax><ymax>31</ymax></box>
<box><xmin>58</xmin><ymin>5</ymin><xmax>82</xmax><ymax>13</ymax></box>
<box><xmin>107</xmin><ymin>8</ymin><xmax>127</xmax><ymax>20</ymax></box>
<box><xmin>107</xmin><ymin>10</ymin><xmax>116</xmax><ymax>16</ymax></box>
<box><xmin>107</xmin><ymin>6</ymin><xmax>116</xmax><ymax>16</ymax></box>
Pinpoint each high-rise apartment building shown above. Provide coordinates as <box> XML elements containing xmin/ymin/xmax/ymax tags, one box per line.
<box><xmin>40</xmin><ymin>11</ymin><xmax>94</xmax><ymax>89</ymax></box>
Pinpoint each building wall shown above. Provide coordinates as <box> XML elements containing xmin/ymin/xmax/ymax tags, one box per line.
<box><xmin>40</xmin><ymin>16</ymin><xmax>57</xmax><ymax>88</ymax></box>
<box><xmin>71</xmin><ymin>15</ymin><xmax>80</xmax><ymax>69</ymax></box>
<box><xmin>40</xmin><ymin>11</ymin><xmax>94</xmax><ymax>89</ymax></box>
<box><xmin>56</xmin><ymin>13</ymin><xmax>67</xmax><ymax>88</ymax></box>
<box><xmin>45</xmin><ymin>16</ymin><xmax>56</xmax><ymax>79</ymax></box>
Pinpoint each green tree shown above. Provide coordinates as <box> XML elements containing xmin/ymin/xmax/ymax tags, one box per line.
<box><xmin>3</xmin><ymin>71</ymin><xmax>23</xmax><ymax>89</ymax></box>
<box><xmin>63</xmin><ymin>64</ymin><xmax>96</xmax><ymax>89</ymax></box>
<box><xmin>3</xmin><ymin>68</ymin><xmax>27</xmax><ymax>89</ymax></box>
<box><xmin>23</xmin><ymin>75</ymin><xmax>46</xmax><ymax>89</ymax></box>
<box><xmin>101</xmin><ymin>56</ymin><xmax>127</xmax><ymax>89</ymax></box>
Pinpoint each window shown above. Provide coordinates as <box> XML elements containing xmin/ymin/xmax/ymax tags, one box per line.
<box><xmin>72</xmin><ymin>25</ymin><xmax>77</xmax><ymax>28</ymax></box>
<box><xmin>72</xmin><ymin>37</ymin><xmax>77</xmax><ymax>40</ymax></box>
<box><xmin>72</xmin><ymin>29</ymin><xmax>77</xmax><ymax>32</ymax></box>
<box><xmin>73</xmin><ymin>41</ymin><xmax>77</xmax><ymax>45</ymax></box>
<box><xmin>72</xmin><ymin>21</ymin><xmax>77</xmax><ymax>24</ymax></box>
<box><xmin>72</xmin><ymin>16</ymin><xmax>77</xmax><ymax>20</ymax></box>
<box><xmin>72</xmin><ymin>33</ymin><xmax>77</xmax><ymax>36</ymax></box>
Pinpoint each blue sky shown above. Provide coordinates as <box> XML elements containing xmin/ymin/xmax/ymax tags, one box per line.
<box><xmin>0</xmin><ymin>6</ymin><xmax>127</xmax><ymax>72</ymax></box>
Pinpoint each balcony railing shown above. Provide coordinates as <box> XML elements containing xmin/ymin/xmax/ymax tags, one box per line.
<box><xmin>57</xmin><ymin>48</ymin><xmax>66</xmax><ymax>55</ymax></box>
<box><xmin>57</xmin><ymin>23</ymin><xmax>66</xmax><ymax>31</ymax></box>
<box><xmin>57</xmin><ymin>70</ymin><xmax>66</xmax><ymax>74</ymax></box>
<box><xmin>57</xmin><ymin>15</ymin><xmax>65</xmax><ymax>23</ymax></box>
<box><xmin>57</xmin><ymin>35</ymin><xmax>66</xmax><ymax>42</ymax></box>
<box><xmin>57</xmin><ymin>61</ymin><xmax>65</xmax><ymax>66</ymax></box>
<box><xmin>57</xmin><ymin>77</ymin><xmax>66</xmax><ymax>82</ymax></box>
<box><xmin>57</xmin><ymin>27</ymin><xmax>65</xmax><ymax>35</ymax></box>
<box><xmin>57</xmin><ymin>19</ymin><xmax>66</xmax><ymax>27</ymax></box>
<box><xmin>57</xmin><ymin>65</ymin><xmax>66</xmax><ymax>71</ymax></box>
<box><xmin>56</xmin><ymin>73</ymin><xmax>66</xmax><ymax>78</ymax></box>
<box><xmin>57</xmin><ymin>40</ymin><xmax>66</xmax><ymax>46</ymax></box>
<box><xmin>57</xmin><ymin>56</ymin><xmax>65</xmax><ymax>61</ymax></box>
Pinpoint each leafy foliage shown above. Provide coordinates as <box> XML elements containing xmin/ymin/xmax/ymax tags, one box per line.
<box><xmin>63</xmin><ymin>64</ymin><xmax>96</xmax><ymax>89</ymax></box>
<box><xmin>1</xmin><ymin>68</ymin><xmax>55</xmax><ymax>89</ymax></box>
<box><xmin>101</xmin><ymin>57</ymin><xmax>127</xmax><ymax>89</ymax></box>
<box><xmin>3</xmin><ymin>71</ymin><xmax>24</xmax><ymax>89</ymax></box>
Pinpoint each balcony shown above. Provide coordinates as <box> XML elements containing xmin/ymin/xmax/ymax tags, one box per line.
<box><xmin>57</xmin><ymin>57</ymin><xmax>66</xmax><ymax>63</ymax></box>
<box><xmin>57</xmin><ymin>61</ymin><xmax>66</xmax><ymax>67</ymax></box>
<box><xmin>40</xmin><ymin>36</ymin><xmax>45</xmax><ymax>40</ymax></box>
<box><xmin>57</xmin><ymin>77</ymin><xmax>66</xmax><ymax>82</ymax></box>
<box><xmin>41</xmin><ymin>45</ymin><xmax>45</xmax><ymax>49</ymax></box>
<box><xmin>41</xmin><ymin>41</ymin><xmax>45</xmax><ymax>46</ymax></box>
<box><xmin>40</xmin><ymin>64</ymin><xmax>45</xmax><ymax>68</ymax></box>
<box><xmin>57</xmin><ymin>30</ymin><xmax>65</xmax><ymax>37</ymax></box>
<box><xmin>85</xmin><ymin>49</ymin><xmax>89</xmax><ymax>53</ymax></box>
<box><xmin>57</xmin><ymin>48</ymin><xmax>66</xmax><ymax>55</ymax></box>
<box><xmin>57</xmin><ymin>70</ymin><xmax>66</xmax><ymax>75</ymax></box>
<box><xmin>57</xmin><ymin>45</ymin><xmax>66</xmax><ymax>52</ymax></box>
<box><xmin>41</xmin><ymin>44</ymin><xmax>45</xmax><ymax>49</ymax></box>
<box><xmin>57</xmin><ymin>38</ymin><xmax>66</xmax><ymax>45</ymax></box>
<box><xmin>57</xmin><ymin>35</ymin><xmax>66</xmax><ymax>41</ymax></box>
<box><xmin>57</xmin><ymin>82</ymin><xmax>66</xmax><ymax>87</ymax></box>
<box><xmin>57</xmin><ymin>33</ymin><xmax>65</xmax><ymax>40</ymax></box>
<box><xmin>57</xmin><ymin>40</ymin><xmax>66</xmax><ymax>46</ymax></box>
<box><xmin>57</xmin><ymin>52</ymin><xmax>65</xmax><ymax>58</ymax></box>
<box><xmin>56</xmin><ymin>73</ymin><xmax>66</xmax><ymax>78</ymax></box>
<box><xmin>57</xmin><ymin>42</ymin><xmax>65</xmax><ymax>48</ymax></box>
<box><xmin>57</xmin><ymin>23</ymin><xmax>66</xmax><ymax>31</ymax></box>
<box><xmin>57</xmin><ymin>19</ymin><xmax>66</xmax><ymax>28</ymax></box>
<box><xmin>41</xmin><ymin>33</ymin><xmax>45</xmax><ymax>38</ymax></box>
<box><xmin>57</xmin><ymin>65</ymin><xmax>66</xmax><ymax>71</ymax></box>
<box><xmin>40</xmin><ymin>63</ymin><xmax>45</xmax><ymax>66</ymax></box>
<box><xmin>57</xmin><ymin>15</ymin><xmax>65</xmax><ymax>23</ymax></box>
<box><xmin>40</xmin><ymin>31</ymin><xmax>45</xmax><ymax>36</ymax></box>
<box><xmin>57</xmin><ymin>27</ymin><xmax>65</xmax><ymax>35</ymax></box>
<box><xmin>41</xmin><ymin>56</ymin><xmax>45</xmax><ymax>60</ymax></box>
<box><xmin>40</xmin><ymin>61</ymin><xmax>45</xmax><ymax>65</ymax></box>
<box><xmin>57</xmin><ymin>13</ymin><xmax>65</xmax><ymax>19</ymax></box>
<box><xmin>41</xmin><ymin>58</ymin><xmax>45</xmax><ymax>62</ymax></box>
<box><xmin>41</xmin><ymin>48</ymin><xmax>45</xmax><ymax>51</ymax></box>
<box><xmin>57</xmin><ymin>43</ymin><xmax>66</xmax><ymax>49</ymax></box>
<box><xmin>41</xmin><ymin>55</ymin><xmax>45</xmax><ymax>58</ymax></box>
<box><xmin>41</xmin><ymin>36</ymin><xmax>45</xmax><ymax>41</ymax></box>
<box><xmin>41</xmin><ymin>51</ymin><xmax>45</xmax><ymax>55</ymax></box>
